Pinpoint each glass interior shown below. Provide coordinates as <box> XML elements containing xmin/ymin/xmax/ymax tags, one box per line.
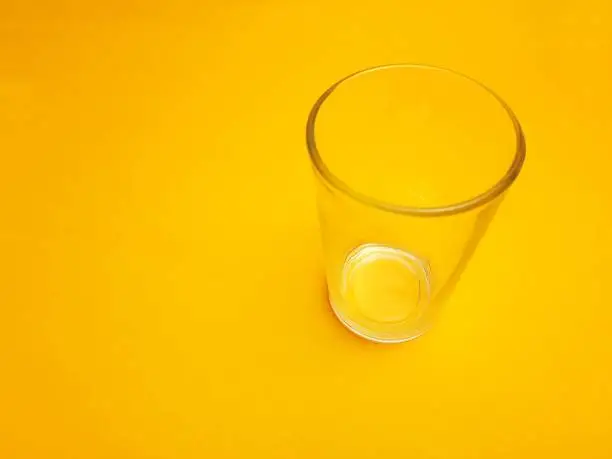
<box><xmin>310</xmin><ymin>65</ymin><xmax>523</xmax><ymax>212</ymax></box>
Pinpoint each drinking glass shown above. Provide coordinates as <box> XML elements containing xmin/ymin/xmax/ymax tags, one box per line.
<box><xmin>306</xmin><ymin>64</ymin><xmax>525</xmax><ymax>343</ymax></box>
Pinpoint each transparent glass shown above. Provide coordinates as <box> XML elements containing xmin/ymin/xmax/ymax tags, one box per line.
<box><xmin>306</xmin><ymin>64</ymin><xmax>525</xmax><ymax>343</ymax></box>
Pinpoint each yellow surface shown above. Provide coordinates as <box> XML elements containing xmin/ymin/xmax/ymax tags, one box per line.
<box><xmin>1</xmin><ymin>1</ymin><xmax>611</xmax><ymax>457</ymax></box>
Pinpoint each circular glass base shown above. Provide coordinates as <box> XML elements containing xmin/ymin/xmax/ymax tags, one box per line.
<box><xmin>329</xmin><ymin>243</ymin><xmax>432</xmax><ymax>343</ymax></box>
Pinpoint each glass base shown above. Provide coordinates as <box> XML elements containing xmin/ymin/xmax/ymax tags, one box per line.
<box><xmin>328</xmin><ymin>242</ymin><xmax>431</xmax><ymax>343</ymax></box>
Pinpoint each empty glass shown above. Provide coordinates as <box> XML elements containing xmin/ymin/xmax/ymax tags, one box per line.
<box><xmin>306</xmin><ymin>64</ymin><xmax>525</xmax><ymax>343</ymax></box>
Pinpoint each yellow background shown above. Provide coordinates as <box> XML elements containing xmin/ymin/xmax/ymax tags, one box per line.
<box><xmin>1</xmin><ymin>1</ymin><xmax>611</xmax><ymax>457</ymax></box>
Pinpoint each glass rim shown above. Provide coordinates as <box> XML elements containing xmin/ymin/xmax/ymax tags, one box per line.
<box><xmin>306</xmin><ymin>63</ymin><xmax>526</xmax><ymax>217</ymax></box>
